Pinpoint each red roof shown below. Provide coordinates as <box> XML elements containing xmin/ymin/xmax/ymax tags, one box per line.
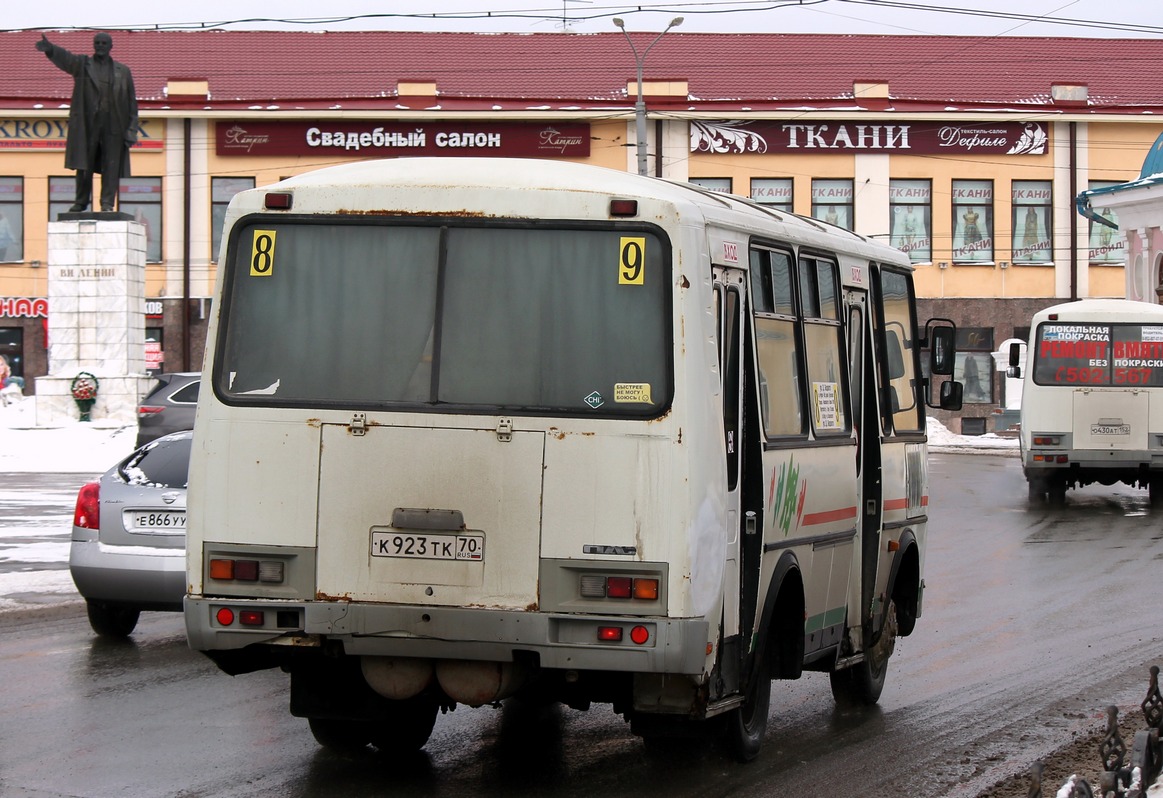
<box><xmin>1</xmin><ymin>29</ymin><xmax>1161</xmax><ymax>114</ymax></box>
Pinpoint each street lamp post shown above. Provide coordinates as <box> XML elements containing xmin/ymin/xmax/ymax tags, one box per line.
<box><xmin>613</xmin><ymin>16</ymin><xmax>683</xmax><ymax>176</ymax></box>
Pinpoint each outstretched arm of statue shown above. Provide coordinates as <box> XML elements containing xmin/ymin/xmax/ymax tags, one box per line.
<box><xmin>34</xmin><ymin>34</ymin><xmax>53</xmax><ymax>56</ymax></box>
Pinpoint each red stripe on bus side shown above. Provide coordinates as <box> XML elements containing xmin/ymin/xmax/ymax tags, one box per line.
<box><xmin>883</xmin><ymin>496</ymin><xmax>930</xmax><ymax>511</ymax></box>
<box><xmin>800</xmin><ymin>505</ymin><xmax>858</xmax><ymax>526</ymax></box>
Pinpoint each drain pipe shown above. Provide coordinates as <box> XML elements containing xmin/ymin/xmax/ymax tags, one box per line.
<box><xmin>182</xmin><ymin>117</ymin><xmax>192</xmax><ymax>371</ymax></box>
<box><xmin>1069</xmin><ymin>121</ymin><xmax>1078</xmax><ymax>300</ymax></box>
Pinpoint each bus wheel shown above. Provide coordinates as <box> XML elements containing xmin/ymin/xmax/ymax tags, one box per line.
<box><xmin>831</xmin><ymin>601</ymin><xmax>897</xmax><ymax>706</ymax></box>
<box><xmin>723</xmin><ymin>659</ymin><xmax>771</xmax><ymax>763</ymax></box>
<box><xmin>1150</xmin><ymin>478</ymin><xmax>1163</xmax><ymax>508</ymax></box>
<box><xmin>369</xmin><ymin>696</ymin><xmax>439</xmax><ymax>752</ymax></box>
<box><xmin>85</xmin><ymin>599</ymin><xmax>140</xmax><ymax>638</ymax></box>
<box><xmin>308</xmin><ymin>718</ymin><xmax>374</xmax><ymax>753</ymax></box>
<box><xmin>1027</xmin><ymin>481</ymin><xmax>1046</xmax><ymax>504</ymax></box>
<box><xmin>1048</xmin><ymin>479</ymin><xmax>1067</xmax><ymax>506</ymax></box>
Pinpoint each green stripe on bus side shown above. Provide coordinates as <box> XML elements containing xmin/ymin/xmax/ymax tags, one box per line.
<box><xmin>804</xmin><ymin>606</ymin><xmax>847</xmax><ymax>633</ymax></box>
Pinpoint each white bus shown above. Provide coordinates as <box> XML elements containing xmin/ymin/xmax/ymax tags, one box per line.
<box><xmin>1012</xmin><ymin>298</ymin><xmax>1163</xmax><ymax>505</ymax></box>
<box><xmin>184</xmin><ymin>158</ymin><xmax>961</xmax><ymax>761</ymax></box>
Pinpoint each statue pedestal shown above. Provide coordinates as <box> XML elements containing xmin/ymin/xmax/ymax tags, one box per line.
<box><xmin>35</xmin><ymin>217</ymin><xmax>154</xmax><ymax>426</ymax></box>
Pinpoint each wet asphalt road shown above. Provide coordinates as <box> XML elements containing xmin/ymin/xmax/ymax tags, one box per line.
<box><xmin>2</xmin><ymin>453</ymin><xmax>1162</xmax><ymax>797</ymax></box>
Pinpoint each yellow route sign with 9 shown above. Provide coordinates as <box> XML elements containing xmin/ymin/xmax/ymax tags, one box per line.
<box><xmin>250</xmin><ymin>230</ymin><xmax>277</xmax><ymax>277</ymax></box>
<box><xmin>618</xmin><ymin>236</ymin><xmax>646</xmax><ymax>285</ymax></box>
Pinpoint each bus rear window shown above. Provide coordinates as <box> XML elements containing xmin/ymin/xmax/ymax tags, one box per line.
<box><xmin>1032</xmin><ymin>322</ymin><xmax>1163</xmax><ymax>386</ymax></box>
<box><xmin>217</xmin><ymin>221</ymin><xmax>672</xmax><ymax>416</ymax></box>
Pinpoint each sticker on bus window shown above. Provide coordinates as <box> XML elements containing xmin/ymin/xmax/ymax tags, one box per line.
<box><xmin>250</xmin><ymin>230</ymin><xmax>277</xmax><ymax>277</ymax></box>
<box><xmin>614</xmin><ymin>383</ymin><xmax>652</xmax><ymax>403</ymax></box>
<box><xmin>812</xmin><ymin>382</ymin><xmax>842</xmax><ymax>430</ymax></box>
<box><xmin>618</xmin><ymin>237</ymin><xmax>646</xmax><ymax>285</ymax></box>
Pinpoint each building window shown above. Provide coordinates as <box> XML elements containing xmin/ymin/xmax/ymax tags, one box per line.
<box><xmin>952</xmin><ymin>180</ymin><xmax>993</xmax><ymax>263</ymax></box>
<box><xmin>750</xmin><ymin>178</ymin><xmax>793</xmax><ymax>212</ymax></box>
<box><xmin>1087</xmin><ymin>181</ymin><xmax>1126</xmax><ymax>265</ymax></box>
<box><xmin>689</xmin><ymin>177</ymin><xmax>732</xmax><ymax>194</ymax></box>
<box><xmin>889</xmin><ymin>179</ymin><xmax>931</xmax><ymax>264</ymax></box>
<box><xmin>811</xmin><ymin>179</ymin><xmax>853</xmax><ymax>230</ymax></box>
<box><xmin>48</xmin><ymin>176</ymin><xmax>74</xmax><ymax>223</ymax></box>
<box><xmin>0</xmin><ymin>178</ymin><xmax>24</xmax><ymax>263</ymax></box>
<box><xmin>118</xmin><ymin>177</ymin><xmax>163</xmax><ymax>262</ymax></box>
<box><xmin>145</xmin><ymin>324</ymin><xmax>164</xmax><ymax>376</ymax></box>
<box><xmin>956</xmin><ymin>327</ymin><xmax>994</xmax><ymax>404</ymax></box>
<box><xmin>1012</xmin><ymin>180</ymin><xmax>1052</xmax><ymax>264</ymax></box>
<box><xmin>211</xmin><ymin>177</ymin><xmax>255</xmax><ymax>262</ymax></box>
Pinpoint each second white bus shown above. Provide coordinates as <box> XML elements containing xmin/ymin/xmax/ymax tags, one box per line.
<box><xmin>184</xmin><ymin>158</ymin><xmax>961</xmax><ymax>761</ymax></box>
<box><xmin>1013</xmin><ymin>298</ymin><xmax>1163</xmax><ymax>505</ymax></box>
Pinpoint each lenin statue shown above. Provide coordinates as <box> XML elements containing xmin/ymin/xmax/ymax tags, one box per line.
<box><xmin>35</xmin><ymin>33</ymin><xmax>139</xmax><ymax>213</ymax></box>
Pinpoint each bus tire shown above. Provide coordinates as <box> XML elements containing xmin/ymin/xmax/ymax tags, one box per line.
<box><xmin>1150</xmin><ymin>477</ymin><xmax>1163</xmax><ymax>507</ymax></box>
<box><xmin>308</xmin><ymin>718</ymin><xmax>374</xmax><ymax>753</ymax></box>
<box><xmin>1048</xmin><ymin>479</ymin><xmax>1067</xmax><ymax>506</ymax></box>
<box><xmin>830</xmin><ymin>600</ymin><xmax>897</xmax><ymax>706</ymax></box>
<box><xmin>723</xmin><ymin>659</ymin><xmax>771</xmax><ymax>763</ymax></box>
<box><xmin>1027</xmin><ymin>480</ymin><xmax>1046</xmax><ymax>504</ymax></box>
<box><xmin>85</xmin><ymin>599</ymin><xmax>140</xmax><ymax>638</ymax></box>
<box><xmin>369</xmin><ymin>696</ymin><xmax>439</xmax><ymax>752</ymax></box>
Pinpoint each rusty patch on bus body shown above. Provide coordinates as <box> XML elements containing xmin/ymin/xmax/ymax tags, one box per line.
<box><xmin>315</xmin><ymin>591</ymin><xmax>353</xmax><ymax>602</ymax></box>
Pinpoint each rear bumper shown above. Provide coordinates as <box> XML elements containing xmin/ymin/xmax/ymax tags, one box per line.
<box><xmin>69</xmin><ymin>540</ymin><xmax>186</xmax><ymax>609</ymax></box>
<box><xmin>185</xmin><ymin>597</ymin><xmax>710</xmax><ymax>676</ymax></box>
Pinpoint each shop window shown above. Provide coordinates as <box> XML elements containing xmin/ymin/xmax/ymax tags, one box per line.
<box><xmin>0</xmin><ymin>177</ymin><xmax>24</xmax><ymax>263</ymax></box>
<box><xmin>811</xmin><ymin>179</ymin><xmax>853</xmax><ymax>230</ymax></box>
<box><xmin>145</xmin><ymin>325</ymin><xmax>164</xmax><ymax>376</ymax></box>
<box><xmin>956</xmin><ymin>327</ymin><xmax>994</xmax><ymax>404</ymax></box>
<box><xmin>689</xmin><ymin>177</ymin><xmax>732</xmax><ymax>194</ymax></box>
<box><xmin>211</xmin><ymin>177</ymin><xmax>255</xmax><ymax>262</ymax></box>
<box><xmin>1012</xmin><ymin>181</ymin><xmax>1052</xmax><ymax>264</ymax></box>
<box><xmin>0</xmin><ymin>327</ymin><xmax>23</xmax><ymax>379</ymax></box>
<box><xmin>118</xmin><ymin>177</ymin><xmax>163</xmax><ymax>262</ymax></box>
<box><xmin>951</xmin><ymin>180</ymin><xmax>993</xmax><ymax>264</ymax></box>
<box><xmin>1087</xmin><ymin>181</ymin><xmax>1126</xmax><ymax>265</ymax></box>
<box><xmin>750</xmin><ymin>178</ymin><xmax>793</xmax><ymax>212</ymax></box>
<box><xmin>889</xmin><ymin>179</ymin><xmax>931</xmax><ymax>264</ymax></box>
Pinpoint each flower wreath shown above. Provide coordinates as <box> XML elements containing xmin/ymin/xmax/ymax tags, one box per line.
<box><xmin>70</xmin><ymin>372</ymin><xmax>99</xmax><ymax>401</ymax></box>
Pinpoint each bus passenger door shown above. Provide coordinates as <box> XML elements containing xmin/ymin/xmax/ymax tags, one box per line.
<box><xmin>714</xmin><ymin>269</ymin><xmax>745</xmax><ymax>642</ymax></box>
<box><xmin>845</xmin><ymin>287</ymin><xmax>883</xmax><ymax>626</ymax></box>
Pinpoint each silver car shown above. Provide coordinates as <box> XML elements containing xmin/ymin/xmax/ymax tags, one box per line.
<box><xmin>69</xmin><ymin>430</ymin><xmax>190</xmax><ymax>637</ymax></box>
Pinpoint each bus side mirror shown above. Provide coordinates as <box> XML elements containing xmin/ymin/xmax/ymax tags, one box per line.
<box><xmin>927</xmin><ymin>323</ymin><xmax>956</xmax><ymax>376</ymax></box>
<box><xmin>1007</xmin><ymin>341</ymin><xmax>1022</xmax><ymax>378</ymax></box>
<box><xmin>940</xmin><ymin>379</ymin><xmax>963</xmax><ymax>411</ymax></box>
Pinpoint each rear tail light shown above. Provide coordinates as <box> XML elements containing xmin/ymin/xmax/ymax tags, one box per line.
<box><xmin>73</xmin><ymin>481</ymin><xmax>100</xmax><ymax>529</ymax></box>
<box><xmin>579</xmin><ymin>574</ymin><xmax>661</xmax><ymax>601</ymax></box>
<box><xmin>1032</xmin><ymin>435</ymin><xmax>1061</xmax><ymax>446</ymax></box>
<box><xmin>208</xmin><ymin>557</ymin><xmax>286</xmax><ymax>584</ymax></box>
<box><xmin>137</xmin><ymin>405</ymin><xmax>165</xmax><ymax>418</ymax></box>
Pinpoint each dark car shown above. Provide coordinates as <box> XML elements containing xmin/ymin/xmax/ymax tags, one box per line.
<box><xmin>135</xmin><ymin>372</ymin><xmax>199</xmax><ymax>447</ymax></box>
<box><xmin>69</xmin><ymin>430</ymin><xmax>191</xmax><ymax>638</ymax></box>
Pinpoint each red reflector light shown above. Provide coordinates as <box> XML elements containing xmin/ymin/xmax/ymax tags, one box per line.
<box><xmin>137</xmin><ymin>405</ymin><xmax>165</xmax><ymax>417</ymax></box>
<box><xmin>630</xmin><ymin>625</ymin><xmax>650</xmax><ymax>645</ymax></box>
<box><xmin>1056</xmin><ymin>455</ymin><xmax>1068</xmax><ymax>463</ymax></box>
<box><xmin>208</xmin><ymin>559</ymin><xmax>234</xmax><ymax>580</ymax></box>
<box><xmin>233</xmin><ymin>560</ymin><xmax>260</xmax><ymax>581</ymax></box>
<box><xmin>265</xmin><ymin>192</ymin><xmax>293</xmax><ymax>210</ymax></box>
<box><xmin>609</xmin><ymin>199</ymin><xmax>638</xmax><ymax>217</ymax></box>
<box><xmin>598</xmin><ymin>626</ymin><xmax>623</xmax><ymax>641</ymax></box>
<box><xmin>606</xmin><ymin>576</ymin><xmax>632</xmax><ymax>598</ymax></box>
<box><xmin>239</xmin><ymin>610</ymin><xmax>265</xmax><ymax>627</ymax></box>
<box><xmin>73</xmin><ymin>481</ymin><xmax>100</xmax><ymax>529</ymax></box>
<box><xmin>216</xmin><ymin>607</ymin><xmax>235</xmax><ymax>625</ymax></box>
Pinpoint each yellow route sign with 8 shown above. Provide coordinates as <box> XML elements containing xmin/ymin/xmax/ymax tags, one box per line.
<box><xmin>250</xmin><ymin>230</ymin><xmax>277</xmax><ymax>277</ymax></box>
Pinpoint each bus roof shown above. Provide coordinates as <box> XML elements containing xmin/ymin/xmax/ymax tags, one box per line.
<box><xmin>251</xmin><ymin>157</ymin><xmax>909</xmax><ymax>269</ymax></box>
<box><xmin>1032</xmin><ymin>298</ymin><xmax>1163</xmax><ymax>323</ymax></box>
